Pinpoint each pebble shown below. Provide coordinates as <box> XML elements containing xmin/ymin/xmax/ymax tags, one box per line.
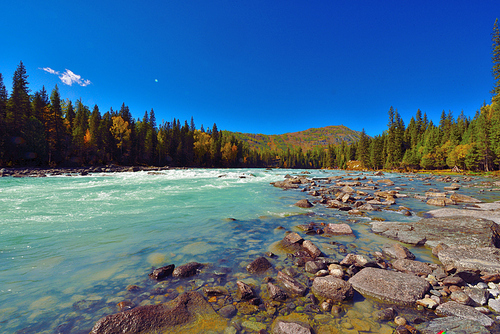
<box><xmin>476</xmin><ymin>282</ymin><xmax>488</xmax><ymax>289</ymax></box>
<box><xmin>394</xmin><ymin>316</ymin><xmax>407</xmax><ymax>326</ymax></box>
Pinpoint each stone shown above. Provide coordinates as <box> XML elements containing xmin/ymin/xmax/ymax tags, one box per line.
<box><xmin>295</xmin><ymin>199</ymin><xmax>313</xmax><ymax>208</ymax></box>
<box><xmin>382</xmin><ymin>244</ymin><xmax>415</xmax><ymax>260</ymax></box>
<box><xmin>340</xmin><ymin>253</ymin><xmax>370</xmax><ymax>267</ymax></box>
<box><xmin>268</xmin><ymin>282</ymin><xmax>287</xmax><ymax>301</ymax></box>
<box><xmin>324</xmin><ymin>223</ymin><xmax>353</xmax><ymax>235</ymax></box>
<box><xmin>428</xmin><ymin>204</ymin><xmax>500</xmax><ymax>225</ymax></box>
<box><xmin>236</xmin><ymin>281</ymin><xmax>254</xmax><ymax>300</ymax></box>
<box><xmin>450</xmin><ymin>290</ymin><xmax>472</xmax><ymax>305</ymax></box>
<box><xmin>371</xmin><ymin>217</ymin><xmax>500</xmax><ymax>248</ymax></box>
<box><xmin>242</xmin><ymin>320</ymin><xmax>267</xmax><ymax>332</ymax></box>
<box><xmin>373</xmin><ymin>307</ymin><xmax>395</xmax><ymax>321</ymax></box>
<box><xmin>302</xmin><ymin>240</ymin><xmax>322</xmax><ymax>258</ymax></box>
<box><xmin>246</xmin><ymin>256</ymin><xmax>272</xmax><ymax>274</ymax></box>
<box><xmin>416</xmin><ymin>316</ymin><xmax>490</xmax><ymax>334</ymax></box>
<box><xmin>172</xmin><ymin>262</ymin><xmax>203</xmax><ymax>278</ymax></box>
<box><xmin>416</xmin><ymin>297</ymin><xmax>438</xmax><ymax>309</ymax></box>
<box><xmin>281</xmin><ymin>232</ymin><xmax>303</xmax><ymax>248</ymax></box>
<box><xmin>358</xmin><ymin>203</ymin><xmax>376</xmax><ymax>211</ymax></box>
<box><xmin>89</xmin><ymin>291</ymin><xmax>226</xmax><ymax>334</ymax></box>
<box><xmin>272</xmin><ymin>320</ymin><xmax>312</xmax><ymax>334</ymax></box>
<box><xmin>463</xmin><ymin>287</ymin><xmax>490</xmax><ymax>306</ymax></box>
<box><xmin>149</xmin><ymin>264</ymin><xmax>175</xmax><ymax>280</ymax></box>
<box><xmin>436</xmin><ymin>301</ymin><xmax>494</xmax><ymax>327</ymax></box>
<box><xmin>426</xmin><ymin>197</ymin><xmax>455</xmax><ymax>206</ymax></box>
<box><xmin>443</xmin><ymin>276</ymin><xmax>465</xmax><ymax>286</ymax></box>
<box><xmin>450</xmin><ymin>193</ymin><xmax>482</xmax><ymax>203</ymax></box>
<box><xmin>394</xmin><ymin>316</ymin><xmax>407</xmax><ymax>326</ymax></box>
<box><xmin>218</xmin><ymin>305</ymin><xmax>237</xmax><ymax>318</ymax></box>
<box><xmin>312</xmin><ymin>275</ymin><xmax>354</xmax><ymax>301</ymax></box>
<box><xmin>392</xmin><ymin>259</ymin><xmax>432</xmax><ymax>276</ymax></box>
<box><xmin>488</xmin><ymin>298</ymin><xmax>500</xmax><ymax>313</ymax></box>
<box><xmin>305</xmin><ymin>260</ymin><xmax>327</xmax><ymax>274</ymax></box>
<box><xmin>438</xmin><ymin>246</ymin><xmax>500</xmax><ymax>275</ymax></box>
<box><xmin>277</xmin><ymin>271</ymin><xmax>306</xmax><ymax>296</ymax></box>
<box><xmin>348</xmin><ymin>267</ymin><xmax>430</xmax><ymax>306</ymax></box>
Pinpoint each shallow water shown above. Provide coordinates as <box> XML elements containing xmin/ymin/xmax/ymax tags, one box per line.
<box><xmin>0</xmin><ymin>168</ymin><xmax>497</xmax><ymax>333</ymax></box>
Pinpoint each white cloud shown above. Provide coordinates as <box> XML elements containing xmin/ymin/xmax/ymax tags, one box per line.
<box><xmin>39</xmin><ymin>67</ymin><xmax>92</xmax><ymax>87</ymax></box>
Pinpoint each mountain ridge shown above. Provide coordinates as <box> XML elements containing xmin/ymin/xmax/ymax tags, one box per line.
<box><xmin>225</xmin><ymin>125</ymin><xmax>362</xmax><ymax>152</ymax></box>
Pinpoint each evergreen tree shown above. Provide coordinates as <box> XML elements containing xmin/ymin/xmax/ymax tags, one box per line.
<box><xmin>47</xmin><ymin>85</ymin><xmax>65</xmax><ymax>164</ymax></box>
<box><xmin>492</xmin><ymin>18</ymin><xmax>500</xmax><ymax>103</ymax></box>
<box><xmin>6</xmin><ymin>61</ymin><xmax>31</xmax><ymax>136</ymax></box>
<box><xmin>356</xmin><ymin>128</ymin><xmax>370</xmax><ymax>168</ymax></box>
<box><xmin>0</xmin><ymin>73</ymin><xmax>7</xmax><ymax>162</ymax></box>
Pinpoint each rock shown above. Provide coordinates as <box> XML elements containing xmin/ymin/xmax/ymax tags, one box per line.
<box><xmin>203</xmin><ymin>286</ymin><xmax>229</xmax><ymax>297</ymax></box>
<box><xmin>373</xmin><ymin>307</ymin><xmax>395</xmax><ymax>321</ymax></box>
<box><xmin>236</xmin><ymin>281</ymin><xmax>254</xmax><ymax>300</ymax></box>
<box><xmin>438</xmin><ymin>246</ymin><xmax>500</xmax><ymax>274</ymax></box>
<box><xmin>443</xmin><ymin>276</ymin><xmax>465</xmax><ymax>286</ymax></box>
<box><xmin>295</xmin><ymin>199</ymin><xmax>313</xmax><ymax>208</ymax></box>
<box><xmin>394</xmin><ymin>316</ymin><xmax>407</xmax><ymax>326</ymax></box>
<box><xmin>341</xmin><ymin>185</ymin><xmax>355</xmax><ymax>193</ymax></box>
<box><xmin>302</xmin><ymin>240</ymin><xmax>322</xmax><ymax>258</ymax></box>
<box><xmin>425</xmin><ymin>192</ymin><xmax>447</xmax><ymax>198</ymax></box>
<box><xmin>435</xmin><ymin>301</ymin><xmax>494</xmax><ymax>327</ymax></box>
<box><xmin>324</xmin><ymin>223</ymin><xmax>354</xmax><ymax>235</ymax></box>
<box><xmin>272</xmin><ymin>320</ymin><xmax>311</xmax><ymax>334</ymax></box>
<box><xmin>312</xmin><ymin>275</ymin><xmax>354</xmax><ymax>301</ymax></box>
<box><xmin>488</xmin><ymin>298</ymin><xmax>500</xmax><ymax>312</ymax></box>
<box><xmin>348</xmin><ymin>267</ymin><xmax>430</xmax><ymax>306</ymax></box>
<box><xmin>247</xmin><ymin>256</ymin><xmax>272</xmax><ymax>274</ymax></box>
<box><xmin>219</xmin><ymin>305</ymin><xmax>237</xmax><ymax>318</ymax></box>
<box><xmin>426</xmin><ymin>197</ymin><xmax>455</xmax><ymax>206</ymax></box>
<box><xmin>392</xmin><ymin>259</ymin><xmax>432</xmax><ymax>276</ymax></box>
<box><xmin>428</xmin><ymin>205</ymin><xmax>500</xmax><ymax>225</ymax></box>
<box><xmin>305</xmin><ymin>260</ymin><xmax>327</xmax><ymax>274</ymax></box>
<box><xmin>416</xmin><ymin>316</ymin><xmax>490</xmax><ymax>334</ymax></box>
<box><xmin>89</xmin><ymin>291</ymin><xmax>226</xmax><ymax>334</ymax></box>
<box><xmin>416</xmin><ymin>297</ymin><xmax>438</xmax><ymax>309</ymax></box>
<box><xmin>358</xmin><ymin>203</ymin><xmax>377</xmax><ymax>211</ymax></box>
<box><xmin>378</xmin><ymin>179</ymin><xmax>394</xmax><ymax>186</ymax></box>
<box><xmin>450</xmin><ymin>193</ymin><xmax>482</xmax><ymax>203</ymax></box>
<box><xmin>149</xmin><ymin>264</ymin><xmax>175</xmax><ymax>280</ymax></box>
<box><xmin>172</xmin><ymin>262</ymin><xmax>203</xmax><ymax>278</ymax></box>
<box><xmin>382</xmin><ymin>244</ymin><xmax>416</xmax><ymax>260</ymax></box>
<box><xmin>450</xmin><ymin>290</ymin><xmax>472</xmax><ymax>305</ymax></box>
<box><xmin>371</xmin><ymin>217</ymin><xmax>500</xmax><ymax>248</ymax></box>
<box><xmin>281</xmin><ymin>232</ymin><xmax>303</xmax><ymax>248</ymax></box>
<box><xmin>267</xmin><ymin>282</ymin><xmax>287</xmax><ymax>301</ymax></box>
<box><xmin>277</xmin><ymin>271</ymin><xmax>306</xmax><ymax>296</ymax></box>
<box><xmin>340</xmin><ymin>253</ymin><xmax>370</xmax><ymax>267</ymax></box>
<box><xmin>272</xmin><ymin>180</ymin><xmax>299</xmax><ymax>190</ymax></box>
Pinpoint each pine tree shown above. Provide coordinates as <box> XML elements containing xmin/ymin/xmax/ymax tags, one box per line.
<box><xmin>6</xmin><ymin>61</ymin><xmax>31</xmax><ymax>136</ymax></box>
<box><xmin>0</xmin><ymin>73</ymin><xmax>7</xmax><ymax>162</ymax></box>
<box><xmin>492</xmin><ymin>18</ymin><xmax>500</xmax><ymax>103</ymax></box>
<box><xmin>46</xmin><ymin>85</ymin><xmax>65</xmax><ymax>164</ymax></box>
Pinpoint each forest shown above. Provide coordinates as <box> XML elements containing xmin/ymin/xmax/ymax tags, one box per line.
<box><xmin>1</xmin><ymin>20</ymin><xmax>500</xmax><ymax>171</ymax></box>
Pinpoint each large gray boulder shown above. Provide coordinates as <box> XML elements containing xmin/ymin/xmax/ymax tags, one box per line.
<box><xmin>416</xmin><ymin>316</ymin><xmax>491</xmax><ymax>334</ymax></box>
<box><xmin>89</xmin><ymin>291</ymin><xmax>226</xmax><ymax>334</ymax></box>
<box><xmin>438</xmin><ymin>246</ymin><xmax>500</xmax><ymax>274</ymax></box>
<box><xmin>348</xmin><ymin>267</ymin><xmax>430</xmax><ymax>306</ymax></box>
<box><xmin>312</xmin><ymin>275</ymin><xmax>354</xmax><ymax>301</ymax></box>
<box><xmin>371</xmin><ymin>216</ymin><xmax>500</xmax><ymax>248</ymax></box>
<box><xmin>436</xmin><ymin>301</ymin><xmax>494</xmax><ymax>327</ymax></box>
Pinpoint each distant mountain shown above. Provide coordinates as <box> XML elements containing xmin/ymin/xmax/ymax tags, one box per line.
<box><xmin>225</xmin><ymin>125</ymin><xmax>362</xmax><ymax>152</ymax></box>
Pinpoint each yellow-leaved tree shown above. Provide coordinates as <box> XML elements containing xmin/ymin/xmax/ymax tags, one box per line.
<box><xmin>110</xmin><ymin>115</ymin><xmax>131</xmax><ymax>156</ymax></box>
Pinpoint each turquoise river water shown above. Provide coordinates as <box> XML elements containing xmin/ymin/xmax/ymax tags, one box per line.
<box><xmin>0</xmin><ymin>168</ymin><xmax>497</xmax><ymax>333</ymax></box>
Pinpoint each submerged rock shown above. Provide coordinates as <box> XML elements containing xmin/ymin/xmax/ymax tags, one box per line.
<box><xmin>348</xmin><ymin>267</ymin><xmax>430</xmax><ymax>306</ymax></box>
<box><xmin>89</xmin><ymin>291</ymin><xmax>226</xmax><ymax>334</ymax></box>
<box><xmin>246</xmin><ymin>256</ymin><xmax>272</xmax><ymax>274</ymax></box>
<box><xmin>172</xmin><ymin>262</ymin><xmax>203</xmax><ymax>278</ymax></box>
<box><xmin>416</xmin><ymin>316</ymin><xmax>490</xmax><ymax>334</ymax></box>
<box><xmin>312</xmin><ymin>275</ymin><xmax>354</xmax><ymax>301</ymax></box>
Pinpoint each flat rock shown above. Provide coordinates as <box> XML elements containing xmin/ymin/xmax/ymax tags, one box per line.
<box><xmin>324</xmin><ymin>223</ymin><xmax>353</xmax><ymax>235</ymax></box>
<box><xmin>392</xmin><ymin>258</ymin><xmax>433</xmax><ymax>276</ymax></box>
<box><xmin>428</xmin><ymin>204</ymin><xmax>500</xmax><ymax>225</ymax></box>
<box><xmin>89</xmin><ymin>291</ymin><xmax>226</xmax><ymax>334</ymax></box>
<box><xmin>438</xmin><ymin>246</ymin><xmax>500</xmax><ymax>274</ymax></box>
<box><xmin>427</xmin><ymin>197</ymin><xmax>455</xmax><ymax>206</ymax></box>
<box><xmin>450</xmin><ymin>193</ymin><xmax>482</xmax><ymax>203</ymax></box>
<box><xmin>416</xmin><ymin>316</ymin><xmax>490</xmax><ymax>334</ymax></box>
<box><xmin>348</xmin><ymin>267</ymin><xmax>430</xmax><ymax>306</ymax></box>
<box><xmin>436</xmin><ymin>301</ymin><xmax>494</xmax><ymax>327</ymax></box>
<box><xmin>312</xmin><ymin>275</ymin><xmax>354</xmax><ymax>302</ymax></box>
<box><xmin>272</xmin><ymin>320</ymin><xmax>312</xmax><ymax>334</ymax></box>
<box><xmin>371</xmin><ymin>216</ymin><xmax>500</xmax><ymax>248</ymax></box>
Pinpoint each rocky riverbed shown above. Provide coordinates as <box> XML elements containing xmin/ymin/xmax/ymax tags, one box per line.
<box><xmin>82</xmin><ymin>170</ymin><xmax>500</xmax><ymax>334</ymax></box>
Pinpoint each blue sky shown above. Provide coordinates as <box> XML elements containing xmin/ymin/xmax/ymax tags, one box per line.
<box><xmin>1</xmin><ymin>1</ymin><xmax>499</xmax><ymax>136</ymax></box>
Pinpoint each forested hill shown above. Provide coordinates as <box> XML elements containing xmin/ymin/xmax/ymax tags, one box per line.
<box><xmin>225</xmin><ymin>125</ymin><xmax>362</xmax><ymax>152</ymax></box>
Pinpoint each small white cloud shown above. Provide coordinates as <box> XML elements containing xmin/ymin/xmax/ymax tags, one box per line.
<box><xmin>40</xmin><ymin>67</ymin><xmax>59</xmax><ymax>75</ymax></box>
<box><xmin>39</xmin><ymin>67</ymin><xmax>91</xmax><ymax>87</ymax></box>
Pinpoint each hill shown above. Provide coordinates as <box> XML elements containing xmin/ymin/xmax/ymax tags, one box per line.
<box><xmin>225</xmin><ymin>125</ymin><xmax>362</xmax><ymax>152</ymax></box>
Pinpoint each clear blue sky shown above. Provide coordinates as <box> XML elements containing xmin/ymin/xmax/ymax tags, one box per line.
<box><xmin>1</xmin><ymin>1</ymin><xmax>499</xmax><ymax>136</ymax></box>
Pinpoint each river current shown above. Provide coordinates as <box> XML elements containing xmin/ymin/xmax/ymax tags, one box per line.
<box><xmin>0</xmin><ymin>168</ymin><xmax>496</xmax><ymax>333</ymax></box>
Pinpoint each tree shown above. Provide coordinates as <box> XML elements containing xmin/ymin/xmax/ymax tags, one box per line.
<box><xmin>0</xmin><ymin>73</ymin><xmax>7</xmax><ymax>162</ymax></box>
<box><xmin>110</xmin><ymin>115</ymin><xmax>131</xmax><ymax>158</ymax></box>
<box><xmin>356</xmin><ymin>128</ymin><xmax>370</xmax><ymax>168</ymax></box>
<box><xmin>47</xmin><ymin>85</ymin><xmax>65</xmax><ymax>164</ymax></box>
<box><xmin>6</xmin><ymin>61</ymin><xmax>31</xmax><ymax>136</ymax></box>
<box><xmin>492</xmin><ymin>18</ymin><xmax>500</xmax><ymax>103</ymax></box>
<box><xmin>22</xmin><ymin>116</ymin><xmax>47</xmax><ymax>165</ymax></box>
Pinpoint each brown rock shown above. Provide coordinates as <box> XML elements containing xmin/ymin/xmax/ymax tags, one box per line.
<box><xmin>89</xmin><ymin>291</ymin><xmax>226</xmax><ymax>334</ymax></box>
<box><xmin>149</xmin><ymin>264</ymin><xmax>175</xmax><ymax>280</ymax></box>
<box><xmin>302</xmin><ymin>240</ymin><xmax>322</xmax><ymax>258</ymax></box>
<box><xmin>267</xmin><ymin>282</ymin><xmax>287</xmax><ymax>301</ymax></box>
<box><xmin>172</xmin><ymin>262</ymin><xmax>203</xmax><ymax>278</ymax></box>
<box><xmin>236</xmin><ymin>281</ymin><xmax>255</xmax><ymax>300</ymax></box>
<box><xmin>392</xmin><ymin>259</ymin><xmax>432</xmax><ymax>276</ymax></box>
<box><xmin>312</xmin><ymin>275</ymin><xmax>354</xmax><ymax>301</ymax></box>
<box><xmin>246</xmin><ymin>256</ymin><xmax>272</xmax><ymax>274</ymax></box>
<box><xmin>324</xmin><ymin>223</ymin><xmax>353</xmax><ymax>235</ymax></box>
<box><xmin>295</xmin><ymin>199</ymin><xmax>313</xmax><ymax>208</ymax></box>
<box><xmin>450</xmin><ymin>193</ymin><xmax>482</xmax><ymax>203</ymax></box>
<box><xmin>277</xmin><ymin>271</ymin><xmax>306</xmax><ymax>296</ymax></box>
<box><xmin>382</xmin><ymin>244</ymin><xmax>416</xmax><ymax>260</ymax></box>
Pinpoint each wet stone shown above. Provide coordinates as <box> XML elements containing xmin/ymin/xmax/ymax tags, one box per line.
<box><xmin>247</xmin><ymin>256</ymin><xmax>272</xmax><ymax>274</ymax></box>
